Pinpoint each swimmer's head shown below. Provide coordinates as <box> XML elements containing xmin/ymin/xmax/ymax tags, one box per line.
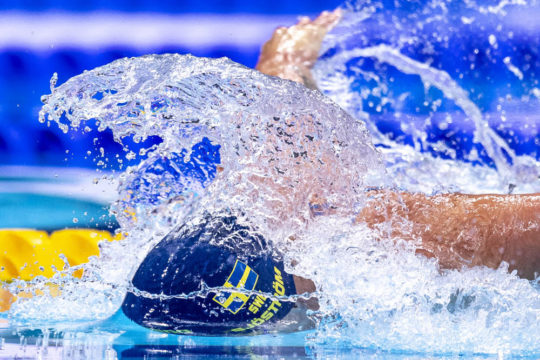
<box><xmin>121</xmin><ymin>213</ymin><xmax>297</xmax><ymax>335</ymax></box>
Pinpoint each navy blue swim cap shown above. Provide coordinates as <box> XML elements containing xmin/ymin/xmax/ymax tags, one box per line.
<box><xmin>122</xmin><ymin>213</ymin><xmax>297</xmax><ymax>335</ymax></box>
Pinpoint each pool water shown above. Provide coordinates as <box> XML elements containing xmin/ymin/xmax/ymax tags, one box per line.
<box><xmin>1</xmin><ymin>311</ymin><xmax>311</xmax><ymax>359</ymax></box>
<box><xmin>3</xmin><ymin>310</ymin><xmax>524</xmax><ymax>359</ymax></box>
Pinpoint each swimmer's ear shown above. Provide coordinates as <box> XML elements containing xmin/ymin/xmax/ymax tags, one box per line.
<box><xmin>256</xmin><ymin>9</ymin><xmax>342</xmax><ymax>88</ymax></box>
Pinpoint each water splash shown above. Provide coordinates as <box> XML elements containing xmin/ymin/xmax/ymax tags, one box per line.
<box><xmin>290</xmin><ymin>217</ymin><xmax>540</xmax><ymax>355</ymax></box>
<box><xmin>304</xmin><ymin>0</ymin><xmax>540</xmax><ymax>354</ymax></box>
<box><xmin>6</xmin><ymin>1</ymin><xmax>539</xmax><ymax>356</ymax></box>
<box><xmin>40</xmin><ymin>54</ymin><xmax>383</xmax><ymax>238</ymax></box>
<box><xmin>318</xmin><ymin>44</ymin><xmax>515</xmax><ymax>172</ymax></box>
<box><xmin>314</xmin><ymin>0</ymin><xmax>540</xmax><ymax>193</ymax></box>
<box><xmin>31</xmin><ymin>53</ymin><xmax>383</xmax><ymax>326</ymax></box>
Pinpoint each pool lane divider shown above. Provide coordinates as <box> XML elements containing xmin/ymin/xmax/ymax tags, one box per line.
<box><xmin>0</xmin><ymin>228</ymin><xmax>122</xmax><ymax>312</ymax></box>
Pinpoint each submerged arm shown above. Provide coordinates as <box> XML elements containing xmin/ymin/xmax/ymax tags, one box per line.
<box><xmin>356</xmin><ymin>191</ymin><xmax>540</xmax><ymax>279</ymax></box>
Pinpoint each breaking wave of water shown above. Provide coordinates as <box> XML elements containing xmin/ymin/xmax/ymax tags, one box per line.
<box><xmin>13</xmin><ymin>53</ymin><xmax>383</xmax><ymax>327</ymax></box>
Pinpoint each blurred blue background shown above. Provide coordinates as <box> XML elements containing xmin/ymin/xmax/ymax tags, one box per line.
<box><xmin>0</xmin><ymin>1</ymin><xmax>342</xmax><ymax>168</ymax></box>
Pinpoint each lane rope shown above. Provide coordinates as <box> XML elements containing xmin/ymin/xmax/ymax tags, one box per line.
<box><xmin>0</xmin><ymin>228</ymin><xmax>121</xmax><ymax>312</ymax></box>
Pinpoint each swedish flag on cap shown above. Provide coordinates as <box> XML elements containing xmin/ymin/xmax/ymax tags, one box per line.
<box><xmin>213</xmin><ymin>260</ymin><xmax>259</xmax><ymax>314</ymax></box>
<box><xmin>122</xmin><ymin>213</ymin><xmax>297</xmax><ymax>335</ymax></box>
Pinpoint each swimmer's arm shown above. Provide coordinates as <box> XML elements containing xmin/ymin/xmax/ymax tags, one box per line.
<box><xmin>256</xmin><ymin>10</ymin><xmax>341</xmax><ymax>89</ymax></box>
<box><xmin>356</xmin><ymin>191</ymin><xmax>540</xmax><ymax>279</ymax></box>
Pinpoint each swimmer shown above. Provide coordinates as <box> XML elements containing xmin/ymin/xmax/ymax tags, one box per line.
<box><xmin>123</xmin><ymin>11</ymin><xmax>538</xmax><ymax>336</ymax></box>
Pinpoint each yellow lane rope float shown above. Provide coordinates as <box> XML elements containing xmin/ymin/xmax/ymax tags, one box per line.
<box><xmin>0</xmin><ymin>229</ymin><xmax>121</xmax><ymax>312</ymax></box>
